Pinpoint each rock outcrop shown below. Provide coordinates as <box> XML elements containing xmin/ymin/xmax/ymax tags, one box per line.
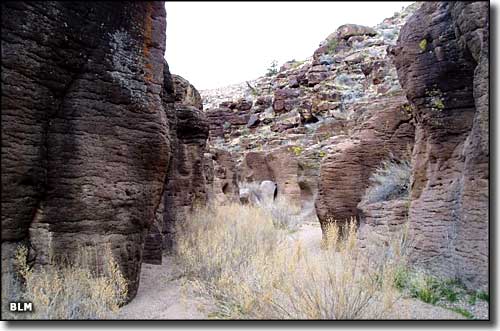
<box><xmin>315</xmin><ymin>95</ymin><xmax>415</xmax><ymax>231</ymax></box>
<box><xmin>201</xmin><ymin>4</ymin><xmax>420</xmax><ymax>224</ymax></box>
<box><xmin>1</xmin><ymin>2</ymin><xmax>169</xmax><ymax>300</ymax></box>
<box><xmin>391</xmin><ymin>1</ymin><xmax>489</xmax><ymax>290</ymax></box>
<box><xmin>239</xmin><ymin>146</ymin><xmax>318</xmax><ymax>211</ymax></box>
<box><xmin>210</xmin><ymin>148</ymin><xmax>240</xmax><ymax>204</ymax></box>
<box><xmin>143</xmin><ymin>70</ymin><xmax>210</xmax><ymax>263</ymax></box>
<box><xmin>357</xmin><ymin>199</ymin><xmax>410</xmax><ymax>251</ymax></box>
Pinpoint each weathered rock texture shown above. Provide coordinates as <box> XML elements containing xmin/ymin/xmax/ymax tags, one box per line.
<box><xmin>315</xmin><ymin>95</ymin><xmax>415</xmax><ymax>231</ymax></box>
<box><xmin>357</xmin><ymin>199</ymin><xmax>409</xmax><ymax>251</ymax></box>
<box><xmin>391</xmin><ymin>1</ymin><xmax>489</xmax><ymax>289</ymax></box>
<box><xmin>239</xmin><ymin>146</ymin><xmax>319</xmax><ymax>211</ymax></box>
<box><xmin>143</xmin><ymin>70</ymin><xmax>210</xmax><ymax>263</ymax></box>
<box><xmin>210</xmin><ymin>148</ymin><xmax>240</xmax><ymax>204</ymax></box>
<box><xmin>200</xmin><ymin>4</ymin><xmax>420</xmax><ymax>224</ymax></box>
<box><xmin>2</xmin><ymin>2</ymin><xmax>169</xmax><ymax>300</ymax></box>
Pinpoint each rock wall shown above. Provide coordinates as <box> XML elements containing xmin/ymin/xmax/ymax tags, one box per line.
<box><xmin>210</xmin><ymin>148</ymin><xmax>240</xmax><ymax>204</ymax></box>
<box><xmin>310</xmin><ymin>13</ymin><xmax>417</xmax><ymax>234</ymax></box>
<box><xmin>315</xmin><ymin>95</ymin><xmax>415</xmax><ymax>232</ymax></box>
<box><xmin>357</xmin><ymin>199</ymin><xmax>409</xmax><ymax>251</ymax></box>
<box><xmin>200</xmin><ymin>5</ymin><xmax>421</xmax><ymax>223</ymax></box>
<box><xmin>391</xmin><ymin>1</ymin><xmax>488</xmax><ymax>289</ymax></box>
<box><xmin>1</xmin><ymin>2</ymin><xmax>169</xmax><ymax>300</ymax></box>
<box><xmin>239</xmin><ymin>146</ymin><xmax>319</xmax><ymax>212</ymax></box>
<box><xmin>143</xmin><ymin>70</ymin><xmax>210</xmax><ymax>263</ymax></box>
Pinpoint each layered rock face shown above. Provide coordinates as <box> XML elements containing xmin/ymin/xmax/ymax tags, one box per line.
<box><xmin>391</xmin><ymin>1</ymin><xmax>489</xmax><ymax>290</ymax></box>
<box><xmin>160</xmin><ymin>74</ymin><xmax>210</xmax><ymax>252</ymax></box>
<box><xmin>143</xmin><ymin>70</ymin><xmax>210</xmax><ymax>263</ymax></box>
<box><xmin>201</xmin><ymin>4</ymin><xmax>420</xmax><ymax>223</ymax></box>
<box><xmin>2</xmin><ymin>2</ymin><xmax>169</xmax><ymax>300</ymax></box>
<box><xmin>210</xmin><ymin>148</ymin><xmax>240</xmax><ymax>204</ymax></box>
<box><xmin>239</xmin><ymin>146</ymin><xmax>317</xmax><ymax>211</ymax></box>
<box><xmin>357</xmin><ymin>199</ymin><xmax>409</xmax><ymax>251</ymax></box>
<box><xmin>315</xmin><ymin>95</ymin><xmax>414</xmax><ymax>231</ymax></box>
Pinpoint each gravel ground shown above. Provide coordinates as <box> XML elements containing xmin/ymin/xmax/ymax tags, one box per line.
<box><xmin>116</xmin><ymin>222</ymin><xmax>473</xmax><ymax>320</ymax></box>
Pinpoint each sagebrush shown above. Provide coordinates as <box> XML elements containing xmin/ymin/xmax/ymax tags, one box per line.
<box><xmin>363</xmin><ymin>158</ymin><xmax>411</xmax><ymax>204</ymax></box>
<box><xmin>238</xmin><ymin>181</ymin><xmax>301</xmax><ymax>231</ymax></box>
<box><xmin>174</xmin><ymin>203</ymin><xmax>406</xmax><ymax>319</ymax></box>
<box><xmin>1</xmin><ymin>245</ymin><xmax>127</xmax><ymax>320</ymax></box>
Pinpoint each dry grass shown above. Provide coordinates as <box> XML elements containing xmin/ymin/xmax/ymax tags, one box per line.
<box><xmin>263</xmin><ymin>196</ymin><xmax>301</xmax><ymax>231</ymax></box>
<box><xmin>174</xmin><ymin>203</ymin><xmax>405</xmax><ymax>319</ymax></box>
<box><xmin>2</xmin><ymin>245</ymin><xmax>127</xmax><ymax>320</ymax></box>
<box><xmin>363</xmin><ymin>159</ymin><xmax>411</xmax><ymax>204</ymax></box>
<box><xmin>238</xmin><ymin>181</ymin><xmax>263</xmax><ymax>204</ymax></box>
<box><xmin>238</xmin><ymin>181</ymin><xmax>302</xmax><ymax>231</ymax></box>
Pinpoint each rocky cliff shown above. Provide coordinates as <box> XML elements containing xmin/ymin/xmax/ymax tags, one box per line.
<box><xmin>391</xmin><ymin>1</ymin><xmax>489</xmax><ymax>290</ymax></box>
<box><xmin>201</xmin><ymin>4</ymin><xmax>420</xmax><ymax>226</ymax></box>
<box><xmin>1</xmin><ymin>1</ymin><xmax>488</xmax><ymax>306</ymax></box>
<box><xmin>200</xmin><ymin>2</ymin><xmax>488</xmax><ymax>290</ymax></box>
<box><xmin>143</xmin><ymin>70</ymin><xmax>210</xmax><ymax>264</ymax></box>
<box><xmin>2</xmin><ymin>1</ymin><xmax>171</xmax><ymax>300</ymax></box>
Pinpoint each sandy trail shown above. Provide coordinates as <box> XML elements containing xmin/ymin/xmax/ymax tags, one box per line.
<box><xmin>114</xmin><ymin>255</ymin><xmax>208</xmax><ymax>319</ymax></box>
<box><xmin>116</xmin><ymin>222</ymin><xmax>463</xmax><ymax>320</ymax></box>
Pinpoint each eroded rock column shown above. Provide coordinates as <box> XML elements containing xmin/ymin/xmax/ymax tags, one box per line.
<box><xmin>2</xmin><ymin>1</ymin><xmax>169</xmax><ymax>300</ymax></box>
<box><xmin>391</xmin><ymin>1</ymin><xmax>488</xmax><ymax>289</ymax></box>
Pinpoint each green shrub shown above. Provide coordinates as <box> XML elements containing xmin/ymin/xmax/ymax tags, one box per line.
<box><xmin>476</xmin><ymin>291</ymin><xmax>489</xmax><ymax>302</ymax></box>
<box><xmin>438</xmin><ymin>282</ymin><xmax>460</xmax><ymax>303</ymax></box>
<box><xmin>394</xmin><ymin>266</ymin><xmax>410</xmax><ymax>290</ymax></box>
<box><xmin>326</xmin><ymin>39</ymin><xmax>338</xmax><ymax>54</ymax></box>
<box><xmin>265</xmin><ymin>60</ymin><xmax>278</xmax><ymax>77</ymax></box>
<box><xmin>394</xmin><ymin>269</ymin><xmax>470</xmax><ymax>306</ymax></box>
<box><xmin>450</xmin><ymin>307</ymin><xmax>474</xmax><ymax>319</ymax></box>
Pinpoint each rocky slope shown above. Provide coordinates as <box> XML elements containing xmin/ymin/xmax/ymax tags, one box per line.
<box><xmin>201</xmin><ymin>3</ymin><xmax>420</xmax><ymax>226</ymax></box>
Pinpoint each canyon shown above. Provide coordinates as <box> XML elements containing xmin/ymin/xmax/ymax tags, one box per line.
<box><xmin>1</xmin><ymin>0</ymin><xmax>489</xmax><ymax>313</ymax></box>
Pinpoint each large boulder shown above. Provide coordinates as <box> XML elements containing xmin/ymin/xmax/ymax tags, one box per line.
<box><xmin>1</xmin><ymin>2</ymin><xmax>169</xmax><ymax>300</ymax></box>
<box><xmin>390</xmin><ymin>1</ymin><xmax>488</xmax><ymax>290</ymax></box>
<box><xmin>336</xmin><ymin>24</ymin><xmax>378</xmax><ymax>40</ymax></box>
<box><xmin>260</xmin><ymin>180</ymin><xmax>277</xmax><ymax>204</ymax></box>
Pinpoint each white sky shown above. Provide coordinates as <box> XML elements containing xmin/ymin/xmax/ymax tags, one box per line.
<box><xmin>164</xmin><ymin>1</ymin><xmax>414</xmax><ymax>90</ymax></box>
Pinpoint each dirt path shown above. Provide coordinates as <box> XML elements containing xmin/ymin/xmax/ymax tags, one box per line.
<box><xmin>116</xmin><ymin>222</ymin><xmax>463</xmax><ymax>320</ymax></box>
<box><xmin>114</xmin><ymin>256</ymin><xmax>208</xmax><ymax>319</ymax></box>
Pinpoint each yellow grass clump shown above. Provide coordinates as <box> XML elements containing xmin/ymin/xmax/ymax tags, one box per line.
<box><xmin>2</xmin><ymin>244</ymin><xmax>127</xmax><ymax>320</ymax></box>
<box><xmin>175</xmin><ymin>203</ymin><xmax>406</xmax><ymax>319</ymax></box>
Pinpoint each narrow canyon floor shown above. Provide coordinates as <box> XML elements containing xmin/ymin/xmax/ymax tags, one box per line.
<box><xmin>116</xmin><ymin>222</ymin><xmax>464</xmax><ymax>320</ymax></box>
